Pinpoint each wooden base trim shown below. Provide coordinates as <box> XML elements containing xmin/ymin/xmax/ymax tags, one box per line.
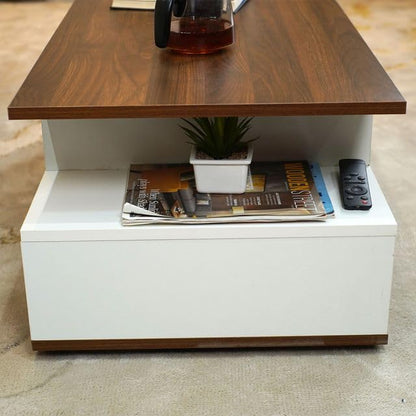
<box><xmin>32</xmin><ymin>334</ymin><xmax>388</xmax><ymax>352</ymax></box>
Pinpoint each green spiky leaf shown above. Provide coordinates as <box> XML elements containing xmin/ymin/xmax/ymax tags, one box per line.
<box><xmin>179</xmin><ymin>117</ymin><xmax>258</xmax><ymax>159</ymax></box>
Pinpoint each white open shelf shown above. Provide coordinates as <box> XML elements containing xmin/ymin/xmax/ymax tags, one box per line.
<box><xmin>21</xmin><ymin>166</ymin><xmax>397</xmax><ymax>342</ymax></box>
<box><xmin>18</xmin><ymin>117</ymin><xmax>398</xmax><ymax>346</ymax></box>
<box><xmin>21</xmin><ymin>166</ymin><xmax>396</xmax><ymax>242</ymax></box>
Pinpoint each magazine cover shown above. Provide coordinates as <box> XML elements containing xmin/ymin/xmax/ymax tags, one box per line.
<box><xmin>122</xmin><ymin>161</ymin><xmax>331</xmax><ymax>225</ymax></box>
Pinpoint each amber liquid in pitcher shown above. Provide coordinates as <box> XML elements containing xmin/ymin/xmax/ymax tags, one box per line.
<box><xmin>168</xmin><ymin>18</ymin><xmax>234</xmax><ymax>54</ymax></box>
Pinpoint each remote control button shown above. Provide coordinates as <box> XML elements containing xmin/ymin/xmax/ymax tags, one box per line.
<box><xmin>362</xmin><ymin>200</ymin><xmax>368</xmax><ymax>205</ymax></box>
<box><xmin>347</xmin><ymin>196</ymin><xmax>354</xmax><ymax>200</ymax></box>
<box><xmin>346</xmin><ymin>185</ymin><xmax>367</xmax><ymax>195</ymax></box>
<box><xmin>361</xmin><ymin>196</ymin><xmax>368</xmax><ymax>200</ymax></box>
<box><xmin>344</xmin><ymin>176</ymin><xmax>352</xmax><ymax>180</ymax></box>
<box><xmin>358</xmin><ymin>176</ymin><xmax>365</xmax><ymax>180</ymax></box>
<box><xmin>350</xmin><ymin>172</ymin><xmax>358</xmax><ymax>176</ymax></box>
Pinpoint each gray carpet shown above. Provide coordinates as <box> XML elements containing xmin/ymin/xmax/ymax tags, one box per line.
<box><xmin>1</xmin><ymin>1</ymin><xmax>415</xmax><ymax>414</ymax></box>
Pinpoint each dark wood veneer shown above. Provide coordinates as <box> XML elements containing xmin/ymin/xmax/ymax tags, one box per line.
<box><xmin>32</xmin><ymin>335</ymin><xmax>388</xmax><ymax>351</ymax></box>
<box><xmin>8</xmin><ymin>0</ymin><xmax>405</xmax><ymax>119</ymax></box>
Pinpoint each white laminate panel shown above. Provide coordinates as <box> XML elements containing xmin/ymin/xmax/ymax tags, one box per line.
<box><xmin>20</xmin><ymin>167</ymin><xmax>396</xmax><ymax>241</ymax></box>
<box><xmin>22</xmin><ymin>235</ymin><xmax>394</xmax><ymax>341</ymax></box>
<box><xmin>43</xmin><ymin>116</ymin><xmax>372</xmax><ymax>170</ymax></box>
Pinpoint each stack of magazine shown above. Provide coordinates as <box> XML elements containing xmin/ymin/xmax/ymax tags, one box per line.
<box><xmin>122</xmin><ymin>160</ymin><xmax>334</xmax><ymax>225</ymax></box>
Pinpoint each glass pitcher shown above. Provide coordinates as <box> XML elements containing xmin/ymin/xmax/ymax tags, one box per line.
<box><xmin>154</xmin><ymin>0</ymin><xmax>234</xmax><ymax>54</ymax></box>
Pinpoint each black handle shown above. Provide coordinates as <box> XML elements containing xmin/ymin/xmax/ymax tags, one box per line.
<box><xmin>173</xmin><ymin>0</ymin><xmax>186</xmax><ymax>17</ymax></box>
<box><xmin>154</xmin><ymin>0</ymin><xmax>174</xmax><ymax>48</ymax></box>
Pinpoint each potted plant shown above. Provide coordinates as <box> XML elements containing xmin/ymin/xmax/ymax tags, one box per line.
<box><xmin>180</xmin><ymin>117</ymin><xmax>257</xmax><ymax>193</ymax></box>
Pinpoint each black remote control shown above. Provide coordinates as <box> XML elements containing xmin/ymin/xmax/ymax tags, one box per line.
<box><xmin>339</xmin><ymin>159</ymin><xmax>372</xmax><ymax>210</ymax></box>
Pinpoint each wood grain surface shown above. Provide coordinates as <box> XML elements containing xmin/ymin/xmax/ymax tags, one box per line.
<box><xmin>31</xmin><ymin>334</ymin><xmax>388</xmax><ymax>351</ymax></box>
<box><xmin>8</xmin><ymin>0</ymin><xmax>405</xmax><ymax>119</ymax></box>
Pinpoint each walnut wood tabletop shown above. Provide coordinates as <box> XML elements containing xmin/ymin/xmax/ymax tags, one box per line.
<box><xmin>8</xmin><ymin>0</ymin><xmax>406</xmax><ymax>119</ymax></box>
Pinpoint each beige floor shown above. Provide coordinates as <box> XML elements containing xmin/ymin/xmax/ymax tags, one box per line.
<box><xmin>1</xmin><ymin>1</ymin><xmax>415</xmax><ymax>415</ymax></box>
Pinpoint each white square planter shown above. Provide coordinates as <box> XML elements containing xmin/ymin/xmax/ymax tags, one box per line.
<box><xmin>189</xmin><ymin>144</ymin><xmax>254</xmax><ymax>193</ymax></box>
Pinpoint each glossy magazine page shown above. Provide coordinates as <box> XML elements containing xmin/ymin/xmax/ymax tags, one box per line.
<box><xmin>122</xmin><ymin>161</ymin><xmax>331</xmax><ymax>225</ymax></box>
